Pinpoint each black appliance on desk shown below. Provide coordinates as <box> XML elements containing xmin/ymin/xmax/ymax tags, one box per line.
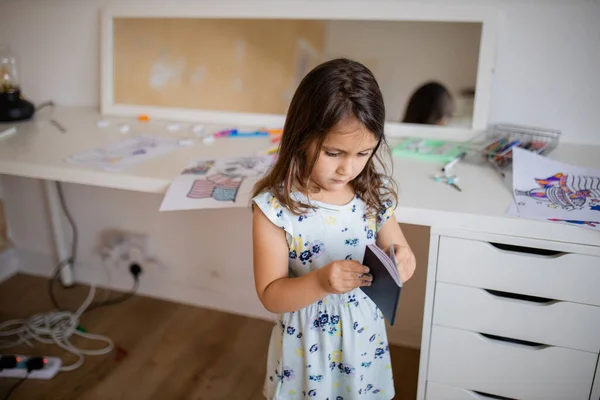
<box><xmin>0</xmin><ymin>46</ymin><xmax>35</xmax><ymax>122</ymax></box>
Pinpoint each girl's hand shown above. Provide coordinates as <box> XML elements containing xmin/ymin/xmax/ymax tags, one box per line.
<box><xmin>390</xmin><ymin>244</ymin><xmax>416</xmax><ymax>283</ymax></box>
<box><xmin>316</xmin><ymin>260</ymin><xmax>372</xmax><ymax>294</ymax></box>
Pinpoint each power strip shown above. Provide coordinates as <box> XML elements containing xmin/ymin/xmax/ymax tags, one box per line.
<box><xmin>0</xmin><ymin>355</ymin><xmax>62</xmax><ymax>379</ymax></box>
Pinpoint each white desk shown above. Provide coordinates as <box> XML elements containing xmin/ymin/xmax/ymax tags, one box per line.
<box><xmin>2</xmin><ymin>107</ymin><xmax>598</xmax><ymax>243</ymax></box>
<box><xmin>1</xmin><ymin>107</ymin><xmax>599</xmax><ymax>399</ymax></box>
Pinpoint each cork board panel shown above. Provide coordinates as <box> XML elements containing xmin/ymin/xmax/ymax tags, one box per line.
<box><xmin>113</xmin><ymin>18</ymin><xmax>326</xmax><ymax>115</ymax></box>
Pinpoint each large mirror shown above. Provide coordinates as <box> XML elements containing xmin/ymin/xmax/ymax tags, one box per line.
<box><xmin>102</xmin><ymin>3</ymin><xmax>496</xmax><ymax>134</ymax></box>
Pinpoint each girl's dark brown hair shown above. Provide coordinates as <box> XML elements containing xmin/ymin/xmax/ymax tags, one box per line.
<box><xmin>252</xmin><ymin>58</ymin><xmax>397</xmax><ymax>217</ymax></box>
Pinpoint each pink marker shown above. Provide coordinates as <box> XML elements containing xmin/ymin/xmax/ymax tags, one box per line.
<box><xmin>213</xmin><ymin>129</ymin><xmax>237</xmax><ymax>138</ymax></box>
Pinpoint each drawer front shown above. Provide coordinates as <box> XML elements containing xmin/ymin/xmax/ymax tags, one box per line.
<box><xmin>436</xmin><ymin>236</ymin><xmax>600</xmax><ymax>306</ymax></box>
<box><xmin>428</xmin><ymin>325</ymin><xmax>596</xmax><ymax>400</ymax></box>
<box><xmin>433</xmin><ymin>282</ymin><xmax>600</xmax><ymax>352</ymax></box>
<box><xmin>427</xmin><ymin>381</ymin><xmax>517</xmax><ymax>400</ymax></box>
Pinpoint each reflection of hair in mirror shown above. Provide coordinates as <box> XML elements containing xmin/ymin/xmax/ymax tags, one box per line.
<box><xmin>402</xmin><ymin>81</ymin><xmax>454</xmax><ymax>126</ymax></box>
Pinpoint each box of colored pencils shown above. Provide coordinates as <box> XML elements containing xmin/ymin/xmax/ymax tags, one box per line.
<box><xmin>476</xmin><ymin>124</ymin><xmax>561</xmax><ymax>172</ymax></box>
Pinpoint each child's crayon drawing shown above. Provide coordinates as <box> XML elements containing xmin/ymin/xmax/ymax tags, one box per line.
<box><xmin>186</xmin><ymin>157</ymin><xmax>271</xmax><ymax>202</ymax></box>
<box><xmin>510</xmin><ymin>147</ymin><xmax>600</xmax><ymax>231</ymax></box>
<box><xmin>182</xmin><ymin>160</ymin><xmax>215</xmax><ymax>175</ymax></box>
<box><xmin>187</xmin><ymin>174</ymin><xmax>245</xmax><ymax>202</ymax></box>
<box><xmin>514</xmin><ymin>173</ymin><xmax>600</xmax><ymax>211</ymax></box>
<box><xmin>160</xmin><ymin>155</ymin><xmax>275</xmax><ymax>211</ymax></box>
<box><xmin>547</xmin><ymin>218</ymin><xmax>599</xmax><ymax>227</ymax></box>
<box><xmin>506</xmin><ymin>199</ymin><xmax>600</xmax><ymax>231</ymax></box>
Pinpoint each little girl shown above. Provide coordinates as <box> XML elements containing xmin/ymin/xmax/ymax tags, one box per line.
<box><xmin>252</xmin><ymin>58</ymin><xmax>416</xmax><ymax>399</ymax></box>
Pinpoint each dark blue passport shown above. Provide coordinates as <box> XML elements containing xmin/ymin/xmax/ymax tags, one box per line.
<box><xmin>360</xmin><ymin>243</ymin><xmax>402</xmax><ymax>326</ymax></box>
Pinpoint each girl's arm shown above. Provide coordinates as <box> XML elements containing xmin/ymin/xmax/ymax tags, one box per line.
<box><xmin>253</xmin><ymin>206</ymin><xmax>330</xmax><ymax>313</ymax></box>
<box><xmin>253</xmin><ymin>206</ymin><xmax>370</xmax><ymax>314</ymax></box>
<box><xmin>376</xmin><ymin>214</ymin><xmax>417</xmax><ymax>283</ymax></box>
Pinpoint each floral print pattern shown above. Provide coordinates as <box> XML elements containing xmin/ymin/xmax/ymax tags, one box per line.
<box><xmin>289</xmin><ymin>235</ymin><xmax>327</xmax><ymax>266</ymax></box>
<box><xmin>254</xmin><ymin>191</ymin><xmax>396</xmax><ymax>399</ymax></box>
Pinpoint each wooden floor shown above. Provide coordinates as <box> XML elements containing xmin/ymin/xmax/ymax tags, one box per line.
<box><xmin>0</xmin><ymin>274</ymin><xmax>419</xmax><ymax>399</ymax></box>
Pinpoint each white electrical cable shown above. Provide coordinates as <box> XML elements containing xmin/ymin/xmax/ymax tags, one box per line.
<box><xmin>0</xmin><ymin>284</ymin><xmax>114</xmax><ymax>372</ymax></box>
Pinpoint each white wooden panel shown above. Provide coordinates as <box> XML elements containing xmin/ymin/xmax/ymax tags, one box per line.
<box><xmin>428</xmin><ymin>325</ymin><xmax>596</xmax><ymax>400</ymax></box>
<box><xmin>436</xmin><ymin>236</ymin><xmax>600</xmax><ymax>306</ymax></box>
<box><xmin>433</xmin><ymin>282</ymin><xmax>600</xmax><ymax>352</ymax></box>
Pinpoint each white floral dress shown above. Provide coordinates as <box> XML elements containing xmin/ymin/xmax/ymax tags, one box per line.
<box><xmin>253</xmin><ymin>190</ymin><xmax>396</xmax><ymax>400</ymax></box>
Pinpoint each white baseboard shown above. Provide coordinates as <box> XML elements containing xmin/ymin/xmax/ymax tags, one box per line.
<box><xmin>15</xmin><ymin>249</ymin><xmax>276</xmax><ymax>322</ymax></box>
<box><xmin>14</xmin><ymin>249</ymin><xmax>420</xmax><ymax>349</ymax></box>
<box><xmin>0</xmin><ymin>248</ymin><xmax>19</xmax><ymax>283</ymax></box>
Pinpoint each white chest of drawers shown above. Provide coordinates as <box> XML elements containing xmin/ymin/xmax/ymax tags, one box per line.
<box><xmin>418</xmin><ymin>229</ymin><xmax>600</xmax><ymax>400</ymax></box>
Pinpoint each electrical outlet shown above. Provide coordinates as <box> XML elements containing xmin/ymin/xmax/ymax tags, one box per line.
<box><xmin>99</xmin><ymin>230</ymin><xmax>164</xmax><ymax>275</ymax></box>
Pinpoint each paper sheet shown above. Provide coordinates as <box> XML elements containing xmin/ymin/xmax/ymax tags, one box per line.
<box><xmin>510</xmin><ymin>147</ymin><xmax>600</xmax><ymax>231</ymax></box>
<box><xmin>159</xmin><ymin>155</ymin><xmax>275</xmax><ymax>211</ymax></box>
<box><xmin>506</xmin><ymin>199</ymin><xmax>599</xmax><ymax>230</ymax></box>
<box><xmin>66</xmin><ymin>135</ymin><xmax>185</xmax><ymax>171</ymax></box>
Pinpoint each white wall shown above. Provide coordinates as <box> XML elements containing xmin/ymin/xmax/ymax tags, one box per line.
<box><xmin>324</xmin><ymin>20</ymin><xmax>481</xmax><ymax>122</ymax></box>
<box><xmin>490</xmin><ymin>1</ymin><xmax>600</xmax><ymax>145</ymax></box>
<box><xmin>1</xmin><ymin>0</ymin><xmax>599</xmax><ymax>350</ymax></box>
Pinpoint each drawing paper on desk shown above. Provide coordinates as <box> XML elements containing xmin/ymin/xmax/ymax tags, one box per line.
<box><xmin>506</xmin><ymin>200</ymin><xmax>599</xmax><ymax>230</ymax></box>
<box><xmin>360</xmin><ymin>243</ymin><xmax>402</xmax><ymax>326</ymax></box>
<box><xmin>511</xmin><ymin>147</ymin><xmax>600</xmax><ymax>231</ymax></box>
<box><xmin>159</xmin><ymin>155</ymin><xmax>275</xmax><ymax>211</ymax></box>
<box><xmin>66</xmin><ymin>135</ymin><xmax>183</xmax><ymax>171</ymax></box>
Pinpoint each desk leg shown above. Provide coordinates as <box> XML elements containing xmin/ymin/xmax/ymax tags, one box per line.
<box><xmin>44</xmin><ymin>180</ymin><xmax>74</xmax><ymax>287</ymax></box>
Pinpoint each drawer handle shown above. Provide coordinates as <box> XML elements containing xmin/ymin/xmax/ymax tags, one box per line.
<box><xmin>484</xmin><ymin>289</ymin><xmax>556</xmax><ymax>305</ymax></box>
<box><xmin>471</xmin><ymin>390</ymin><xmax>517</xmax><ymax>400</ymax></box>
<box><xmin>489</xmin><ymin>242</ymin><xmax>565</xmax><ymax>257</ymax></box>
<box><xmin>479</xmin><ymin>332</ymin><xmax>548</xmax><ymax>350</ymax></box>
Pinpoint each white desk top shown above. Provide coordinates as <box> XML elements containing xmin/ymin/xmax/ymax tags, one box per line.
<box><xmin>1</xmin><ymin>107</ymin><xmax>599</xmax><ymax>247</ymax></box>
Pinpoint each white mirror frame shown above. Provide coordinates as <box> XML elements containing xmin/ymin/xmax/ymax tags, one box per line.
<box><xmin>101</xmin><ymin>1</ymin><xmax>498</xmax><ymax>139</ymax></box>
